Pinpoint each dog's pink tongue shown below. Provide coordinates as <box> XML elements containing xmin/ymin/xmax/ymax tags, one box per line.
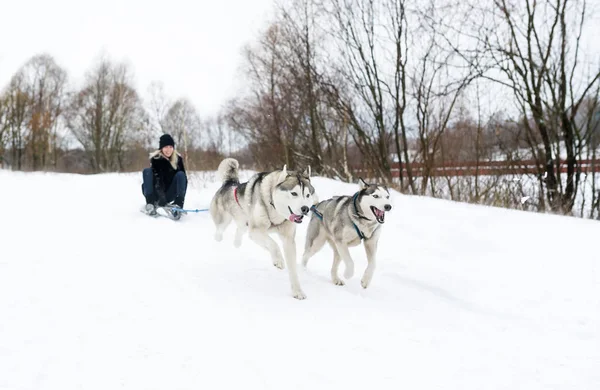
<box><xmin>289</xmin><ymin>214</ymin><xmax>303</xmax><ymax>223</ymax></box>
<box><xmin>375</xmin><ymin>208</ymin><xmax>384</xmax><ymax>217</ymax></box>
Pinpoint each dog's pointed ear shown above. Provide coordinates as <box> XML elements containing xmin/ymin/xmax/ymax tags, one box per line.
<box><xmin>303</xmin><ymin>165</ymin><xmax>311</xmax><ymax>178</ymax></box>
<box><xmin>358</xmin><ymin>177</ymin><xmax>368</xmax><ymax>189</ymax></box>
<box><xmin>278</xmin><ymin>164</ymin><xmax>288</xmax><ymax>183</ymax></box>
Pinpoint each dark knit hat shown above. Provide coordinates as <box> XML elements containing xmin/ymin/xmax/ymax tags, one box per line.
<box><xmin>159</xmin><ymin>134</ymin><xmax>175</xmax><ymax>149</ymax></box>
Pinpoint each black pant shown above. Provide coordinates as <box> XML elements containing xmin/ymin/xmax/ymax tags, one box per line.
<box><xmin>142</xmin><ymin>168</ymin><xmax>187</xmax><ymax>207</ymax></box>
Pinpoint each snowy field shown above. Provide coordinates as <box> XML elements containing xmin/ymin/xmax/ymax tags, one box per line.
<box><xmin>0</xmin><ymin>169</ymin><xmax>599</xmax><ymax>390</ymax></box>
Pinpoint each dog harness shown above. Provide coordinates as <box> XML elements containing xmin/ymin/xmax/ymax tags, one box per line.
<box><xmin>310</xmin><ymin>200</ymin><xmax>365</xmax><ymax>241</ymax></box>
<box><xmin>352</xmin><ymin>192</ymin><xmax>370</xmax><ymax>221</ymax></box>
<box><xmin>352</xmin><ymin>222</ymin><xmax>366</xmax><ymax>240</ymax></box>
<box><xmin>233</xmin><ymin>187</ymin><xmax>241</xmax><ymax>207</ymax></box>
<box><xmin>310</xmin><ymin>205</ymin><xmax>323</xmax><ymax>220</ymax></box>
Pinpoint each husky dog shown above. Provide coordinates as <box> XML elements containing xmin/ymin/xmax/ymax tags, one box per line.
<box><xmin>210</xmin><ymin>158</ymin><xmax>316</xmax><ymax>300</ymax></box>
<box><xmin>302</xmin><ymin>178</ymin><xmax>392</xmax><ymax>289</ymax></box>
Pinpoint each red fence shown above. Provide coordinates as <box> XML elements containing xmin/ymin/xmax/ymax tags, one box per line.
<box><xmin>355</xmin><ymin>159</ymin><xmax>600</xmax><ymax>178</ymax></box>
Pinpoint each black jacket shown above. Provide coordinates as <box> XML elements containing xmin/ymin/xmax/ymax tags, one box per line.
<box><xmin>149</xmin><ymin>150</ymin><xmax>186</xmax><ymax>201</ymax></box>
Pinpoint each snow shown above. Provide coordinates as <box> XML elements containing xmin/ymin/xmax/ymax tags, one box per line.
<box><xmin>1</xmin><ymin>169</ymin><xmax>599</xmax><ymax>390</ymax></box>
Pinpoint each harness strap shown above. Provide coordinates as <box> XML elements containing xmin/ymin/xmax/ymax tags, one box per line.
<box><xmin>311</xmin><ymin>204</ymin><xmax>364</xmax><ymax>240</ymax></box>
<box><xmin>351</xmin><ymin>192</ymin><xmax>368</xmax><ymax>240</ymax></box>
<box><xmin>310</xmin><ymin>205</ymin><xmax>323</xmax><ymax>220</ymax></box>
<box><xmin>352</xmin><ymin>222</ymin><xmax>365</xmax><ymax>240</ymax></box>
<box><xmin>352</xmin><ymin>192</ymin><xmax>370</xmax><ymax>221</ymax></box>
<box><xmin>233</xmin><ymin>187</ymin><xmax>241</xmax><ymax>207</ymax></box>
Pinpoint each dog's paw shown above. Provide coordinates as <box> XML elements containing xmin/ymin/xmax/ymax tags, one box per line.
<box><xmin>214</xmin><ymin>232</ymin><xmax>223</xmax><ymax>242</ymax></box>
<box><xmin>233</xmin><ymin>239</ymin><xmax>242</xmax><ymax>248</ymax></box>
<box><xmin>332</xmin><ymin>278</ymin><xmax>345</xmax><ymax>286</ymax></box>
<box><xmin>293</xmin><ymin>289</ymin><xmax>307</xmax><ymax>300</ymax></box>
<box><xmin>273</xmin><ymin>258</ymin><xmax>285</xmax><ymax>269</ymax></box>
<box><xmin>361</xmin><ymin>270</ymin><xmax>374</xmax><ymax>288</ymax></box>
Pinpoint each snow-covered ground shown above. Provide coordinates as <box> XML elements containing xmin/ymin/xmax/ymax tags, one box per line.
<box><xmin>1</xmin><ymin>169</ymin><xmax>598</xmax><ymax>390</ymax></box>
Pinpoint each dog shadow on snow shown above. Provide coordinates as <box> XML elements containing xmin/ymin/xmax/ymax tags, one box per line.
<box><xmin>299</xmin><ymin>256</ymin><xmax>517</xmax><ymax>321</ymax></box>
<box><xmin>384</xmin><ymin>273</ymin><xmax>520</xmax><ymax>321</ymax></box>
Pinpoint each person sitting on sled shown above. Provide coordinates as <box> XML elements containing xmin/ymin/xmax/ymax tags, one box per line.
<box><xmin>142</xmin><ymin>133</ymin><xmax>187</xmax><ymax>218</ymax></box>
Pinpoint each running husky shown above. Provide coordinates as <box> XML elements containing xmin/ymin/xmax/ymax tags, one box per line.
<box><xmin>302</xmin><ymin>178</ymin><xmax>392</xmax><ymax>289</ymax></box>
<box><xmin>210</xmin><ymin>158</ymin><xmax>316</xmax><ymax>300</ymax></box>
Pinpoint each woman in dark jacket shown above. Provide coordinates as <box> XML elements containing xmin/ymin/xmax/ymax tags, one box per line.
<box><xmin>141</xmin><ymin>134</ymin><xmax>187</xmax><ymax>218</ymax></box>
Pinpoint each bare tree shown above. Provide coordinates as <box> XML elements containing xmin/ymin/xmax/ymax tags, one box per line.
<box><xmin>279</xmin><ymin>0</ymin><xmax>359</xmax><ymax>179</ymax></box>
<box><xmin>277</xmin><ymin>0</ymin><xmax>325</xmax><ymax>172</ymax></box>
<box><xmin>65</xmin><ymin>57</ymin><xmax>146</xmax><ymax>172</ymax></box>
<box><xmin>575</xmin><ymin>91</ymin><xmax>600</xmax><ymax>218</ymax></box>
<box><xmin>406</xmin><ymin>0</ymin><xmax>480</xmax><ymax>195</ymax></box>
<box><xmin>225</xmin><ymin>0</ymin><xmax>358</xmax><ymax>177</ymax></box>
<box><xmin>0</xmin><ymin>97</ymin><xmax>8</xmax><ymax>167</ymax></box>
<box><xmin>22</xmin><ymin>54</ymin><xmax>67</xmax><ymax>170</ymax></box>
<box><xmin>225</xmin><ymin>23</ymin><xmax>289</xmax><ymax>169</ymax></box>
<box><xmin>382</xmin><ymin>0</ymin><xmax>414</xmax><ymax>191</ymax></box>
<box><xmin>161</xmin><ymin>98</ymin><xmax>201</xmax><ymax>169</ymax></box>
<box><xmin>0</xmin><ymin>54</ymin><xmax>67</xmax><ymax>170</ymax></box>
<box><xmin>472</xmin><ymin>0</ymin><xmax>600</xmax><ymax>213</ymax></box>
<box><xmin>324</xmin><ymin>0</ymin><xmax>396</xmax><ymax>181</ymax></box>
<box><xmin>2</xmin><ymin>73</ymin><xmax>30</xmax><ymax>170</ymax></box>
<box><xmin>143</xmin><ymin>81</ymin><xmax>171</xmax><ymax>146</ymax></box>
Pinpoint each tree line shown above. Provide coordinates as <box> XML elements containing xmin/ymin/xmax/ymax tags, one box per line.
<box><xmin>0</xmin><ymin>54</ymin><xmax>237</xmax><ymax>174</ymax></box>
<box><xmin>1</xmin><ymin>0</ymin><xmax>599</xmax><ymax>219</ymax></box>
<box><xmin>223</xmin><ymin>0</ymin><xmax>600</xmax><ymax>218</ymax></box>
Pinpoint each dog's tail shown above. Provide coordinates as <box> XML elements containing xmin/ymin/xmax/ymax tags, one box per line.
<box><xmin>217</xmin><ymin>158</ymin><xmax>240</xmax><ymax>184</ymax></box>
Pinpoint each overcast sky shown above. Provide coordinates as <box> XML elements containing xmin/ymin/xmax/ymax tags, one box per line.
<box><xmin>1</xmin><ymin>0</ymin><xmax>599</xmax><ymax>122</ymax></box>
<box><xmin>0</xmin><ymin>0</ymin><xmax>276</xmax><ymax>117</ymax></box>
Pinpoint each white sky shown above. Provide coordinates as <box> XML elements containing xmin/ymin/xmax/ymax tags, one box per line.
<box><xmin>1</xmin><ymin>0</ymin><xmax>598</xmax><ymax>122</ymax></box>
<box><xmin>0</xmin><ymin>0</ymin><xmax>276</xmax><ymax>117</ymax></box>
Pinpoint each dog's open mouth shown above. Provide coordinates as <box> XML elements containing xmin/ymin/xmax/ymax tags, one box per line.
<box><xmin>371</xmin><ymin>206</ymin><xmax>385</xmax><ymax>223</ymax></box>
<box><xmin>288</xmin><ymin>206</ymin><xmax>304</xmax><ymax>223</ymax></box>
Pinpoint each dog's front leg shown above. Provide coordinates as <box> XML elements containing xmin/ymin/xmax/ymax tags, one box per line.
<box><xmin>361</xmin><ymin>230</ymin><xmax>381</xmax><ymax>289</ymax></box>
<box><xmin>279</xmin><ymin>231</ymin><xmax>306</xmax><ymax>300</ymax></box>
<box><xmin>335</xmin><ymin>243</ymin><xmax>355</xmax><ymax>280</ymax></box>
<box><xmin>330</xmin><ymin>247</ymin><xmax>345</xmax><ymax>286</ymax></box>
<box><xmin>248</xmin><ymin>228</ymin><xmax>285</xmax><ymax>269</ymax></box>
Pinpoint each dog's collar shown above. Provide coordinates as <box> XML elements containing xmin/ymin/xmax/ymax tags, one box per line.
<box><xmin>352</xmin><ymin>192</ymin><xmax>370</xmax><ymax>221</ymax></box>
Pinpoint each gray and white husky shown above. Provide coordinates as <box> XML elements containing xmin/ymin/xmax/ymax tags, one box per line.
<box><xmin>302</xmin><ymin>178</ymin><xmax>392</xmax><ymax>289</ymax></box>
<box><xmin>210</xmin><ymin>158</ymin><xmax>316</xmax><ymax>300</ymax></box>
